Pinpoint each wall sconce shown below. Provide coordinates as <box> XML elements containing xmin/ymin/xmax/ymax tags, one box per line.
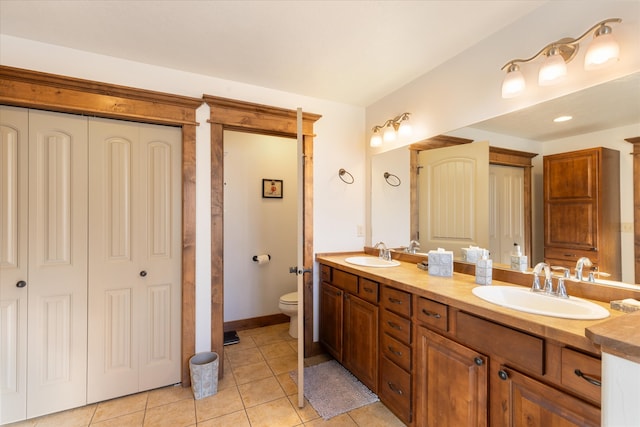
<box><xmin>501</xmin><ymin>18</ymin><xmax>622</xmax><ymax>98</ymax></box>
<box><xmin>370</xmin><ymin>112</ymin><xmax>412</xmax><ymax>147</ymax></box>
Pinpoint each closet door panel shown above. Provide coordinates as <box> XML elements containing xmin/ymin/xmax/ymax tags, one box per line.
<box><xmin>87</xmin><ymin>119</ymin><xmax>139</xmax><ymax>403</ymax></box>
<box><xmin>0</xmin><ymin>106</ymin><xmax>28</xmax><ymax>424</ymax></box>
<box><xmin>138</xmin><ymin>124</ymin><xmax>181</xmax><ymax>390</ymax></box>
<box><xmin>27</xmin><ymin>110</ymin><xmax>88</xmax><ymax>418</ymax></box>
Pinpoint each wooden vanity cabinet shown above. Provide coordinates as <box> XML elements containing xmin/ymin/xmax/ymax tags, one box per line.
<box><xmin>318</xmin><ymin>265</ymin><xmax>379</xmax><ymax>392</ymax></box>
<box><xmin>543</xmin><ymin>147</ymin><xmax>621</xmax><ymax>280</ymax></box>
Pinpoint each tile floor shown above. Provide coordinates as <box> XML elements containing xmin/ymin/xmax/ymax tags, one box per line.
<box><xmin>5</xmin><ymin>323</ymin><xmax>405</xmax><ymax>427</ymax></box>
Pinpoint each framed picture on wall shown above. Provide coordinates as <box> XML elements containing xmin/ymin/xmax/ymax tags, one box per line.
<box><xmin>262</xmin><ymin>179</ymin><xmax>283</xmax><ymax>198</ymax></box>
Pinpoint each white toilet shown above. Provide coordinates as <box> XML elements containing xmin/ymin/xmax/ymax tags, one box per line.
<box><xmin>278</xmin><ymin>291</ymin><xmax>298</xmax><ymax>338</ymax></box>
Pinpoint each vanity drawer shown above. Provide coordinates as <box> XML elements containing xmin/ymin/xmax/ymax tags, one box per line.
<box><xmin>358</xmin><ymin>278</ymin><xmax>379</xmax><ymax>304</ymax></box>
<box><xmin>320</xmin><ymin>265</ymin><xmax>331</xmax><ymax>283</ymax></box>
<box><xmin>332</xmin><ymin>269</ymin><xmax>358</xmax><ymax>294</ymax></box>
<box><xmin>381</xmin><ymin>309</ymin><xmax>412</xmax><ymax>344</ymax></box>
<box><xmin>416</xmin><ymin>297</ymin><xmax>448</xmax><ymax>332</ymax></box>
<box><xmin>381</xmin><ymin>286</ymin><xmax>412</xmax><ymax>317</ymax></box>
<box><xmin>380</xmin><ymin>356</ymin><xmax>412</xmax><ymax>425</ymax></box>
<box><xmin>381</xmin><ymin>332</ymin><xmax>411</xmax><ymax>372</ymax></box>
<box><xmin>560</xmin><ymin>347</ymin><xmax>601</xmax><ymax>405</ymax></box>
<box><xmin>544</xmin><ymin>247</ymin><xmax>599</xmax><ymax>264</ymax></box>
<box><xmin>455</xmin><ymin>311</ymin><xmax>544</xmax><ymax>376</ymax></box>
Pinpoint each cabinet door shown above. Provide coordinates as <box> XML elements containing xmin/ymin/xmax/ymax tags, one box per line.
<box><xmin>319</xmin><ymin>282</ymin><xmax>343</xmax><ymax>361</ymax></box>
<box><xmin>494</xmin><ymin>366</ymin><xmax>599</xmax><ymax>427</ymax></box>
<box><xmin>87</xmin><ymin>118</ymin><xmax>182</xmax><ymax>403</ymax></box>
<box><xmin>415</xmin><ymin>326</ymin><xmax>488</xmax><ymax>427</ymax></box>
<box><xmin>0</xmin><ymin>106</ymin><xmax>29</xmax><ymax>424</ymax></box>
<box><xmin>343</xmin><ymin>294</ymin><xmax>378</xmax><ymax>392</ymax></box>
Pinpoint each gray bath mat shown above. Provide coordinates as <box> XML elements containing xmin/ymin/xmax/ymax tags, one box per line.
<box><xmin>290</xmin><ymin>359</ymin><xmax>379</xmax><ymax>420</ymax></box>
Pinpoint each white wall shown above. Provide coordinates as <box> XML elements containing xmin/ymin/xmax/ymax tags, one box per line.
<box><xmin>223</xmin><ymin>131</ymin><xmax>298</xmax><ymax>322</ymax></box>
<box><xmin>0</xmin><ymin>34</ymin><xmax>366</xmax><ymax>349</ymax></box>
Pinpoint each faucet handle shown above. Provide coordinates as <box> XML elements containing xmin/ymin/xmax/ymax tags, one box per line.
<box><xmin>551</xmin><ymin>266</ymin><xmax>570</xmax><ymax>278</ymax></box>
<box><xmin>556</xmin><ymin>277</ymin><xmax>568</xmax><ymax>298</ymax></box>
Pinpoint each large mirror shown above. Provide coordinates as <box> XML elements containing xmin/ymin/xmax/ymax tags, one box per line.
<box><xmin>371</xmin><ymin>72</ymin><xmax>640</xmax><ymax>286</ymax></box>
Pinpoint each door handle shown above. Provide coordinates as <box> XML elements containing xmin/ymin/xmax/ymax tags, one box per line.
<box><xmin>16</xmin><ymin>280</ymin><xmax>27</xmax><ymax>288</ymax></box>
<box><xmin>139</xmin><ymin>270</ymin><xmax>147</xmax><ymax>277</ymax></box>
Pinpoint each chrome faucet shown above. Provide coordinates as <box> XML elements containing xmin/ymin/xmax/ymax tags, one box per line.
<box><xmin>532</xmin><ymin>262</ymin><xmax>551</xmax><ymax>293</ymax></box>
<box><xmin>552</xmin><ymin>266</ymin><xmax>570</xmax><ymax>298</ymax></box>
<box><xmin>574</xmin><ymin>257</ymin><xmax>593</xmax><ymax>281</ymax></box>
<box><xmin>374</xmin><ymin>241</ymin><xmax>391</xmax><ymax>261</ymax></box>
<box><xmin>406</xmin><ymin>240</ymin><xmax>420</xmax><ymax>254</ymax></box>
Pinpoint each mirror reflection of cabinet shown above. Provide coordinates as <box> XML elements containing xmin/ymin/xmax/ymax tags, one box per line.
<box><xmin>543</xmin><ymin>147</ymin><xmax>621</xmax><ymax>280</ymax></box>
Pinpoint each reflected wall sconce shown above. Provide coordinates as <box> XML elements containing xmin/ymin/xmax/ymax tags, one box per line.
<box><xmin>370</xmin><ymin>112</ymin><xmax>412</xmax><ymax>147</ymax></box>
<box><xmin>501</xmin><ymin>18</ymin><xmax>622</xmax><ymax>98</ymax></box>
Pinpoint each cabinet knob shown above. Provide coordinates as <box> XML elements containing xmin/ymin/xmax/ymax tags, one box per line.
<box><xmin>498</xmin><ymin>369</ymin><xmax>509</xmax><ymax>381</ymax></box>
<box><xmin>16</xmin><ymin>280</ymin><xmax>27</xmax><ymax>288</ymax></box>
<box><xmin>474</xmin><ymin>357</ymin><xmax>484</xmax><ymax>366</ymax></box>
<box><xmin>139</xmin><ymin>270</ymin><xmax>147</xmax><ymax>277</ymax></box>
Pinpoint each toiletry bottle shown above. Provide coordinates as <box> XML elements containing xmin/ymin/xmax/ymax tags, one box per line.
<box><xmin>510</xmin><ymin>243</ymin><xmax>528</xmax><ymax>272</ymax></box>
<box><xmin>475</xmin><ymin>249</ymin><xmax>492</xmax><ymax>285</ymax></box>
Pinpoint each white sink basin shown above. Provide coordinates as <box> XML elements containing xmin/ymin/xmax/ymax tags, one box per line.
<box><xmin>472</xmin><ymin>286</ymin><xmax>609</xmax><ymax>320</ymax></box>
<box><xmin>345</xmin><ymin>256</ymin><xmax>400</xmax><ymax>268</ymax></box>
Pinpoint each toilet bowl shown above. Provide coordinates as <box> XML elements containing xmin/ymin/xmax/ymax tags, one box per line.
<box><xmin>278</xmin><ymin>291</ymin><xmax>298</xmax><ymax>338</ymax></box>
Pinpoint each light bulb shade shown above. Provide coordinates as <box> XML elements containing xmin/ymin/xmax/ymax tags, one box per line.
<box><xmin>584</xmin><ymin>31</ymin><xmax>619</xmax><ymax>70</ymax></box>
<box><xmin>538</xmin><ymin>51</ymin><xmax>567</xmax><ymax>86</ymax></box>
<box><xmin>383</xmin><ymin>125</ymin><xmax>396</xmax><ymax>142</ymax></box>
<box><xmin>397</xmin><ymin>120</ymin><xmax>412</xmax><ymax>137</ymax></box>
<box><xmin>501</xmin><ymin>65</ymin><xmax>525</xmax><ymax>98</ymax></box>
<box><xmin>370</xmin><ymin>133</ymin><xmax>382</xmax><ymax>147</ymax></box>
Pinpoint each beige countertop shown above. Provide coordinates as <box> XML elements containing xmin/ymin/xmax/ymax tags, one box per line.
<box><xmin>316</xmin><ymin>252</ymin><xmax>630</xmax><ymax>357</ymax></box>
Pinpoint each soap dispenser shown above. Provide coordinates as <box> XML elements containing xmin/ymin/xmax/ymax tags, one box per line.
<box><xmin>510</xmin><ymin>243</ymin><xmax>528</xmax><ymax>272</ymax></box>
<box><xmin>475</xmin><ymin>249</ymin><xmax>492</xmax><ymax>285</ymax></box>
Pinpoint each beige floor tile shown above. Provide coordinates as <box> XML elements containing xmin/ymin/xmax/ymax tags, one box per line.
<box><xmin>195</xmin><ymin>410</ymin><xmax>250</xmax><ymax>427</ymax></box>
<box><xmin>238</xmin><ymin>376</ymin><xmax>285</xmax><ymax>408</ymax></box>
<box><xmin>23</xmin><ymin>404</ymin><xmax>97</xmax><ymax>427</ymax></box>
<box><xmin>276</xmin><ymin>371</ymin><xmax>298</xmax><ymax>395</ymax></box>
<box><xmin>245</xmin><ymin>397</ymin><xmax>302</xmax><ymax>427</ymax></box>
<box><xmin>303</xmin><ymin>413</ymin><xmax>358</xmax><ymax>426</ymax></box>
<box><xmin>90</xmin><ymin>410</ymin><xmax>144</xmax><ymax>427</ymax></box>
<box><xmin>146</xmin><ymin>384</ymin><xmax>193</xmax><ymax>409</ymax></box>
<box><xmin>217</xmin><ymin>370</ymin><xmax>237</xmax><ymax>391</ymax></box>
<box><xmin>260</xmin><ymin>341</ymin><xmax>296</xmax><ymax>361</ymax></box>
<box><xmin>226</xmin><ymin>346</ymin><xmax>265</xmax><ymax>368</ymax></box>
<box><xmin>143</xmin><ymin>399</ymin><xmax>195</xmax><ymax>427</ymax></box>
<box><xmin>92</xmin><ymin>393</ymin><xmax>148</xmax><ymax>423</ymax></box>
<box><xmin>194</xmin><ymin>386</ymin><xmax>244</xmax><ymax>422</ymax></box>
<box><xmin>287</xmin><ymin>394</ymin><xmax>320</xmax><ymax>423</ymax></box>
<box><xmin>347</xmin><ymin>402</ymin><xmax>405</xmax><ymax>427</ymax></box>
<box><xmin>267</xmin><ymin>353</ymin><xmax>298</xmax><ymax>375</ymax></box>
<box><xmin>231</xmin><ymin>360</ymin><xmax>273</xmax><ymax>385</ymax></box>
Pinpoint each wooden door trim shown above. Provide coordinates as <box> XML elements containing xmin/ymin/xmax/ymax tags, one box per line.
<box><xmin>625</xmin><ymin>136</ymin><xmax>640</xmax><ymax>284</ymax></box>
<box><xmin>203</xmin><ymin>95</ymin><xmax>321</xmax><ymax>372</ymax></box>
<box><xmin>0</xmin><ymin>65</ymin><xmax>202</xmax><ymax>386</ymax></box>
<box><xmin>409</xmin><ymin>137</ymin><xmax>537</xmax><ymax>265</ymax></box>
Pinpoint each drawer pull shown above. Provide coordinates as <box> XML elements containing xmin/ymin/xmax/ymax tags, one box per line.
<box><xmin>388</xmin><ymin>297</ymin><xmax>403</xmax><ymax>305</ymax></box>
<box><xmin>387</xmin><ymin>321</ymin><xmax>402</xmax><ymax>330</ymax></box>
<box><xmin>387</xmin><ymin>345</ymin><xmax>402</xmax><ymax>357</ymax></box>
<box><xmin>336</xmin><ymin>291</ymin><xmax>342</xmax><ymax>296</ymax></box>
<box><xmin>474</xmin><ymin>357</ymin><xmax>483</xmax><ymax>366</ymax></box>
<box><xmin>387</xmin><ymin>381</ymin><xmax>403</xmax><ymax>395</ymax></box>
<box><xmin>421</xmin><ymin>308</ymin><xmax>441</xmax><ymax>318</ymax></box>
<box><xmin>363</xmin><ymin>287</ymin><xmax>374</xmax><ymax>293</ymax></box>
<box><xmin>498</xmin><ymin>370</ymin><xmax>509</xmax><ymax>381</ymax></box>
<box><xmin>563</xmin><ymin>253</ymin><xmax>577</xmax><ymax>258</ymax></box>
<box><xmin>574</xmin><ymin>369</ymin><xmax>601</xmax><ymax>387</ymax></box>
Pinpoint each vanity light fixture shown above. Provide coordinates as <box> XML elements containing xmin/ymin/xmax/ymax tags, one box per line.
<box><xmin>370</xmin><ymin>112</ymin><xmax>412</xmax><ymax>147</ymax></box>
<box><xmin>553</xmin><ymin>115</ymin><xmax>573</xmax><ymax>123</ymax></box>
<box><xmin>501</xmin><ymin>18</ymin><xmax>622</xmax><ymax>98</ymax></box>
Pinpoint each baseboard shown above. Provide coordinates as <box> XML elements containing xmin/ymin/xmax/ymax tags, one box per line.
<box><xmin>224</xmin><ymin>313</ymin><xmax>289</xmax><ymax>332</ymax></box>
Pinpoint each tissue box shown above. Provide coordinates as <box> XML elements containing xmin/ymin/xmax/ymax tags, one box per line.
<box><xmin>461</xmin><ymin>246</ymin><xmax>482</xmax><ymax>263</ymax></box>
<box><xmin>428</xmin><ymin>248</ymin><xmax>453</xmax><ymax>277</ymax></box>
<box><xmin>510</xmin><ymin>255</ymin><xmax>528</xmax><ymax>272</ymax></box>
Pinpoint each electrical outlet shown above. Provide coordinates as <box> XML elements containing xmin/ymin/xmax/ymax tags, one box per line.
<box><xmin>621</xmin><ymin>222</ymin><xmax>633</xmax><ymax>233</ymax></box>
<box><xmin>357</xmin><ymin>225</ymin><xmax>364</xmax><ymax>237</ymax></box>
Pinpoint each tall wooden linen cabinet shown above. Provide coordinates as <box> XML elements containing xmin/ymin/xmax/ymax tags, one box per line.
<box><xmin>543</xmin><ymin>147</ymin><xmax>621</xmax><ymax>280</ymax></box>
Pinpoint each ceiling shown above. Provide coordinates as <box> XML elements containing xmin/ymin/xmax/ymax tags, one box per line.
<box><xmin>470</xmin><ymin>72</ymin><xmax>640</xmax><ymax>141</ymax></box>
<box><xmin>0</xmin><ymin>0</ymin><xmax>545</xmax><ymax>106</ymax></box>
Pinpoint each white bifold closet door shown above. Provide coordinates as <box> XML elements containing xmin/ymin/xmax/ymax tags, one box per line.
<box><xmin>87</xmin><ymin>118</ymin><xmax>182</xmax><ymax>403</ymax></box>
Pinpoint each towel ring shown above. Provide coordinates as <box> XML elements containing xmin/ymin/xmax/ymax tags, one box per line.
<box><xmin>384</xmin><ymin>172</ymin><xmax>401</xmax><ymax>187</ymax></box>
<box><xmin>339</xmin><ymin>168</ymin><xmax>354</xmax><ymax>184</ymax></box>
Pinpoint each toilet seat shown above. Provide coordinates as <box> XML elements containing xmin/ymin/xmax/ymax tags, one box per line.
<box><xmin>279</xmin><ymin>291</ymin><xmax>298</xmax><ymax>305</ymax></box>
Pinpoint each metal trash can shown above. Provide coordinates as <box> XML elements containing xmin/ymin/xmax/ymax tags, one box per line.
<box><xmin>189</xmin><ymin>351</ymin><xmax>219</xmax><ymax>400</ymax></box>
